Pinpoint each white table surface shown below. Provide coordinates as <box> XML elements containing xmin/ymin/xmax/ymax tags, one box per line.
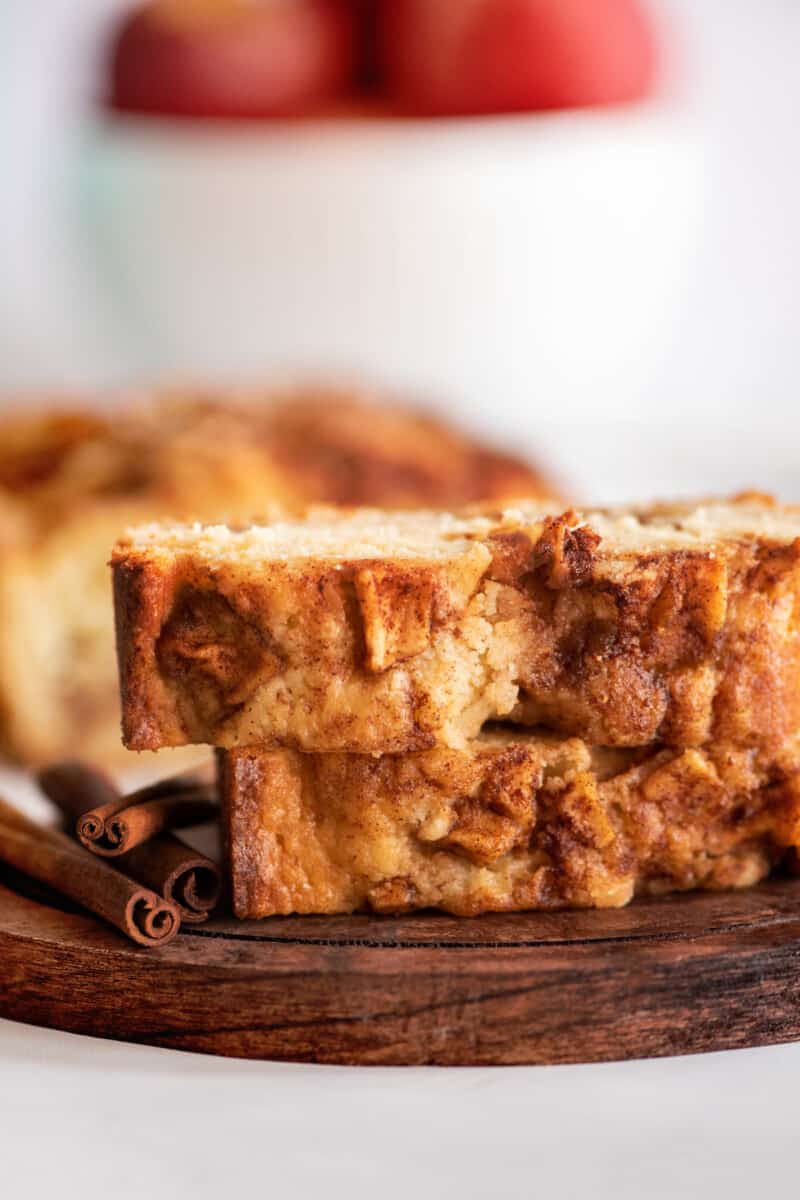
<box><xmin>2</xmin><ymin>767</ymin><xmax>799</xmax><ymax>1198</ymax></box>
<box><xmin>1</xmin><ymin>1018</ymin><xmax>798</xmax><ymax>1198</ymax></box>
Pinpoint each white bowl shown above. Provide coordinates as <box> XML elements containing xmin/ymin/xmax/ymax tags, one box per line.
<box><xmin>77</xmin><ymin>104</ymin><xmax>702</xmax><ymax>437</ymax></box>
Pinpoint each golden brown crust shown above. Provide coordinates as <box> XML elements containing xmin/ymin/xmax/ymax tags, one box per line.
<box><xmin>115</xmin><ymin>496</ymin><xmax>800</xmax><ymax>756</ymax></box>
<box><xmin>0</xmin><ymin>390</ymin><xmax>553</xmax><ymax>764</ymax></box>
<box><xmin>220</xmin><ymin>730</ymin><xmax>800</xmax><ymax>917</ymax></box>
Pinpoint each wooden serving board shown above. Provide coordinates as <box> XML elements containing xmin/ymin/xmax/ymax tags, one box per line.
<box><xmin>1</xmin><ymin>866</ymin><xmax>799</xmax><ymax>1066</ymax></box>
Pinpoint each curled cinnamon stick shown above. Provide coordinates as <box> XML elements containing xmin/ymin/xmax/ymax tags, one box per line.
<box><xmin>0</xmin><ymin>796</ymin><xmax>180</xmax><ymax>947</ymax></box>
<box><xmin>81</xmin><ymin>790</ymin><xmax>215</xmax><ymax>856</ymax></box>
<box><xmin>37</xmin><ymin>762</ymin><xmax>221</xmax><ymax>923</ymax></box>
<box><xmin>43</xmin><ymin>763</ymin><xmax>218</xmax><ymax>857</ymax></box>
<box><xmin>123</xmin><ymin>837</ymin><xmax>221</xmax><ymax>920</ymax></box>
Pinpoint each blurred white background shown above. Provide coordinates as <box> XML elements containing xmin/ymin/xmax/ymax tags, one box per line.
<box><xmin>1</xmin><ymin>0</ymin><xmax>798</xmax><ymax>501</ymax></box>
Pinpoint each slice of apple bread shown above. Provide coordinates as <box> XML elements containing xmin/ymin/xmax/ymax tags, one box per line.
<box><xmin>219</xmin><ymin>729</ymin><xmax>800</xmax><ymax>918</ymax></box>
<box><xmin>114</xmin><ymin>494</ymin><xmax>800</xmax><ymax>756</ymax></box>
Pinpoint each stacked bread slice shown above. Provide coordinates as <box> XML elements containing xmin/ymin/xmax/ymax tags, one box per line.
<box><xmin>112</xmin><ymin>495</ymin><xmax>800</xmax><ymax>917</ymax></box>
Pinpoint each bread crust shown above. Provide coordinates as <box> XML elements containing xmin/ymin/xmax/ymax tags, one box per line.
<box><xmin>0</xmin><ymin>391</ymin><xmax>552</xmax><ymax>764</ymax></box>
<box><xmin>220</xmin><ymin>731</ymin><xmax>800</xmax><ymax>917</ymax></box>
<box><xmin>114</xmin><ymin>496</ymin><xmax>800</xmax><ymax>756</ymax></box>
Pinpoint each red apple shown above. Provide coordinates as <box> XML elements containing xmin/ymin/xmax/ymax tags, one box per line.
<box><xmin>109</xmin><ymin>0</ymin><xmax>357</xmax><ymax>118</ymax></box>
<box><xmin>378</xmin><ymin>0</ymin><xmax>658</xmax><ymax>116</ymax></box>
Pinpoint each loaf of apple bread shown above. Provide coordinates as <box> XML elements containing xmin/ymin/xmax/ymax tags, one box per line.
<box><xmin>114</xmin><ymin>494</ymin><xmax>800</xmax><ymax>756</ymax></box>
<box><xmin>219</xmin><ymin>729</ymin><xmax>800</xmax><ymax>917</ymax></box>
<box><xmin>0</xmin><ymin>389</ymin><xmax>552</xmax><ymax>764</ymax></box>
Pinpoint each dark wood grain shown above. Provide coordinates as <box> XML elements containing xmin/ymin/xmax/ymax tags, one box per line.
<box><xmin>1</xmin><ymin>868</ymin><xmax>799</xmax><ymax>1065</ymax></box>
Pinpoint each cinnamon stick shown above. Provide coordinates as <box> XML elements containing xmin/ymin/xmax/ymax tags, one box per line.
<box><xmin>37</xmin><ymin>762</ymin><xmax>222</xmax><ymax>922</ymax></box>
<box><xmin>0</xmin><ymin>796</ymin><xmax>180</xmax><ymax>947</ymax></box>
<box><xmin>52</xmin><ymin>764</ymin><xmax>218</xmax><ymax>857</ymax></box>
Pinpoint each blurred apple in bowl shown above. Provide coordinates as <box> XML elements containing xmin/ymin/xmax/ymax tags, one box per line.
<box><xmin>108</xmin><ymin>0</ymin><xmax>657</xmax><ymax>119</ymax></box>
<box><xmin>380</xmin><ymin>0</ymin><xmax>656</xmax><ymax>115</ymax></box>
<box><xmin>77</xmin><ymin>0</ymin><xmax>700</xmax><ymax>433</ymax></box>
<box><xmin>111</xmin><ymin>0</ymin><xmax>357</xmax><ymax>118</ymax></box>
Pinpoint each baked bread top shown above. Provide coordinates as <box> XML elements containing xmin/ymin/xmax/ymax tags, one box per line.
<box><xmin>113</xmin><ymin>493</ymin><xmax>800</xmax><ymax>755</ymax></box>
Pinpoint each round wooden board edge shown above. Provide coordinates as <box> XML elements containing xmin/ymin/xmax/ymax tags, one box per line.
<box><xmin>2</xmin><ymin>875</ymin><xmax>800</xmax><ymax>1066</ymax></box>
